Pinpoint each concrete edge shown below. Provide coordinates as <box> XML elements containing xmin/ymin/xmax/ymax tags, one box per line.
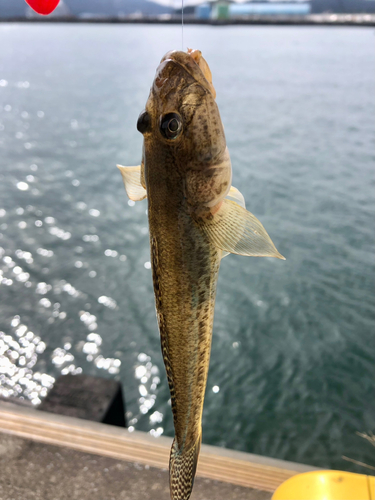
<box><xmin>0</xmin><ymin>401</ymin><xmax>318</xmax><ymax>492</ymax></box>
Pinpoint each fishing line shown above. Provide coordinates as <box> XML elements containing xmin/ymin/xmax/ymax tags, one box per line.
<box><xmin>181</xmin><ymin>0</ymin><xmax>184</xmax><ymax>50</ymax></box>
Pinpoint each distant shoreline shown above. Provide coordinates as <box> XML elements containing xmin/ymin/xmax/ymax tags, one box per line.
<box><xmin>1</xmin><ymin>14</ymin><xmax>374</xmax><ymax>27</ymax></box>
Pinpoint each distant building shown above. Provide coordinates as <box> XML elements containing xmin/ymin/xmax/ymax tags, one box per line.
<box><xmin>205</xmin><ymin>1</ymin><xmax>312</xmax><ymax>20</ymax></box>
<box><xmin>211</xmin><ymin>1</ymin><xmax>231</xmax><ymax>20</ymax></box>
<box><xmin>229</xmin><ymin>2</ymin><xmax>311</xmax><ymax>16</ymax></box>
<box><xmin>196</xmin><ymin>3</ymin><xmax>212</xmax><ymax>19</ymax></box>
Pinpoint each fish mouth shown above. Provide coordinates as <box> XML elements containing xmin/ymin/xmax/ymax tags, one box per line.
<box><xmin>156</xmin><ymin>49</ymin><xmax>216</xmax><ymax>99</ymax></box>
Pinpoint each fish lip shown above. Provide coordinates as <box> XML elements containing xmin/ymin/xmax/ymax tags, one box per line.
<box><xmin>156</xmin><ymin>50</ymin><xmax>214</xmax><ymax>96</ymax></box>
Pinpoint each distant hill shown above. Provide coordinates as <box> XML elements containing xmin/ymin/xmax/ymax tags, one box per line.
<box><xmin>0</xmin><ymin>0</ymin><xmax>27</xmax><ymax>18</ymax></box>
<box><xmin>0</xmin><ymin>0</ymin><xmax>172</xmax><ymax>18</ymax></box>
<box><xmin>64</xmin><ymin>0</ymin><xmax>172</xmax><ymax>16</ymax></box>
<box><xmin>26</xmin><ymin>0</ymin><xmax>72</xmax><ymax>18</ymax></box>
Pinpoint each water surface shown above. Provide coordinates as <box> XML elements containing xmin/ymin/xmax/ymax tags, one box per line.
<box><xmin>0</xmin><ymin>24</ymin><xmax>374</xmax><ymax>472</ymax></box>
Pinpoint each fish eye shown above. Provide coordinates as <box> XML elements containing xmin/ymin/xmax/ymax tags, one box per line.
<box><xmin>137</xmin><ymin>111</ymin><xmax>151</xmax><ymax>134</ymax></box>
<box><xmin>160</xmin><ymin>113</ymin><xmax>182</xmax><ymax>140</ymax></box>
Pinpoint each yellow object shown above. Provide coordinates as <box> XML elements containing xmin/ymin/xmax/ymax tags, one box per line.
<box><xmin>272</xmin><ymin>470</ymin><xmax>375</xmax><ymax>500</ymax></box>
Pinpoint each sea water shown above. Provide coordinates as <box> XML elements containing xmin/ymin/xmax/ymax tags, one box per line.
<box><xmin>0</xmin><ymin>24</ymin><xmax>374</xmax><ymax>472</ymax></box>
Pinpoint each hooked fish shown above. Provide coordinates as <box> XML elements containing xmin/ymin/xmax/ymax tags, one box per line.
<box><xmin>118</xmin><ymin>49</ymin><xmax>284</xmax><ymax>500</ymax></box>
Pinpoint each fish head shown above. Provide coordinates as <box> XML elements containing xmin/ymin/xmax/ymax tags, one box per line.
<box><xmin>138</xmin><ymin>49</ymin><xmax>232</xmax><ymax>213</ymax></box>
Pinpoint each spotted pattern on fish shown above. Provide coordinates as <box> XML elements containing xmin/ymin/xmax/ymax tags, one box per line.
<box><xmin>169</xmin><ymin>435</ymin><xmax>201</xmax><ymax>500</ymax></box>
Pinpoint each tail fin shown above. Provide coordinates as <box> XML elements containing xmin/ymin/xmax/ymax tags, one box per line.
<box><xmin>169</xmin><ymin>434</ymin><xmax>201</xmax><ymax>500</ymax></box>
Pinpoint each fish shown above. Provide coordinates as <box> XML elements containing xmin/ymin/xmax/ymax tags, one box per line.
<box><xmin>118</xmin><ymin>49</ymin><xmax>285</xmax><ymax>500</ymax></box>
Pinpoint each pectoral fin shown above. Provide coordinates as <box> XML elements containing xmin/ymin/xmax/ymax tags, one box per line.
<box><xmin>197</xmin><ymin>198</ymin><xmax>285</xmax><ymax>259</ymax></box>
<box><xmin>117</xmin><ymin>165</ymin><xmax>147</xmax><ymax>201</ymax></box>
<box><xmin>220</xmin><ymin>186</ymin><xmax>246</xmax><ymax>258</ymax></box>
<box><xmin>219</xmin><ymin>186</ymin><xmax>243</xmax><ymax>258</ymax></box>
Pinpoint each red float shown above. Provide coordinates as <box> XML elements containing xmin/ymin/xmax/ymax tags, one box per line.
<box><xmin>25</xmin><ymin>0</ymin><xmax>60</xmax><ymax>16</ymax></box>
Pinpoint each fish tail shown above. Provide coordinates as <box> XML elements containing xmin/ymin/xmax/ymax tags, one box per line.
<box><xmin>169</xmin><ymin>433</ymin><xmax>201</xmax><ymax>500</ymax></box>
